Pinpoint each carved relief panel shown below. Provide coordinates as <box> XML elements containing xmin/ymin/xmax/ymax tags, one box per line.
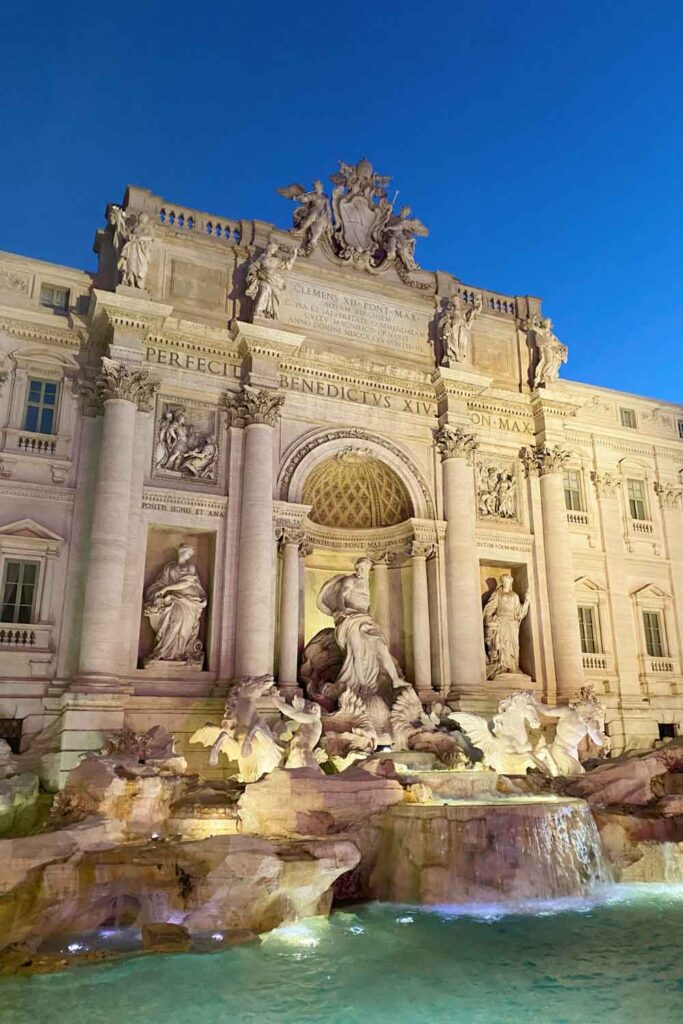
<box><xmin>152</xmin><ymin>396</ymin><xmax>220</xmax><ymax>485</ymax></box>
<box><xmin>476</xmin><ymin>457</ymin><xmax>519</xmax><ymax>523</ymax></box>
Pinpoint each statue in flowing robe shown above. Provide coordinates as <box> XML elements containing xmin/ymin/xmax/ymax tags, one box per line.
<box><xmin>483</xmin><ymin>574</ymin><xmax>530</xmax><ymax>678</ymax></box>
<box><xmin>144</xmin><ymin>544</ymin><xmax>207</xmax><ymax>665</ymax></box>
<box><xmin>316</xmin><ymin>557</ymin><xmax>406</xmax><ymax>742</ymax></box>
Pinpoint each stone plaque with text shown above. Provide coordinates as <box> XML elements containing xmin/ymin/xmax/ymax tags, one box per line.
<box><xmin>278</xmin><ymin>273</ymin><xmax>432</xmax><ymax>357</ymax></box>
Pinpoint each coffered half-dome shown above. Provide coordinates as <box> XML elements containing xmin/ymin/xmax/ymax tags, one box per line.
<box><xmin>302</xmin><ymin>451</ymin><xmax>413</xmax><ymax>530</ymax></box>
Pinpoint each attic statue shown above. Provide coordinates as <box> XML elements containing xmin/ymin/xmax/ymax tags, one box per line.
<box><xmin>245</xmin><ymin>241</ymin><xmax>297</xmax><ymax>319</ymax></box>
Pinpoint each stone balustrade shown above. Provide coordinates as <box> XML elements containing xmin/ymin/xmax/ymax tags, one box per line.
<box><xmin>156</xmin><ymin>203</ymin><xmax>242</xmax><ymax>244</ymax></box>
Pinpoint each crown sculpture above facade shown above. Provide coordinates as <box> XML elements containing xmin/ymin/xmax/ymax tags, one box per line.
<box><xmin>277</xmin><ymin>157</ymin><xmax>429</xmax><ymax>280</ymax></box>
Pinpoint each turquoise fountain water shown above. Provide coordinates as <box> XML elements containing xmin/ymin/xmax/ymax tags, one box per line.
<box><xmin>3</xmin><ymin>884</ymin><xmax>683</xmax><ymax>1024</ymax></box>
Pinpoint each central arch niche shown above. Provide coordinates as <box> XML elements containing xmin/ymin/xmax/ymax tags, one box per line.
<box><xmin>302</xmin><ymin>452</ymin><xmax>413</xmax><ymax>530</ymax></box>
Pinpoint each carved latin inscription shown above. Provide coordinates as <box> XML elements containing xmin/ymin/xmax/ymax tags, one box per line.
<box><xmin>277</xmin><ymin>277</ymin><xmax>431</xmax><ymax>354</ymax></box>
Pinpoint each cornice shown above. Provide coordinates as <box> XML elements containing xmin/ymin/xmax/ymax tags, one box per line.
<box><xmin>280</xmin><ymin>356</ymin><xmax>435</xmax><ymax>403</ymax></box>
<box><xmin>0</xmin><ymin>314</ymin><xmax>81</xmax><ymax>349</ymax></box>
<box><xmin>0</xmin><ymin>481</ymin><xmax>76</xmax><ymax>504</ymax></box>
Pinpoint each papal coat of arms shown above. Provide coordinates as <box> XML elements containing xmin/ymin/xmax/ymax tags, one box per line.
<box><xmin>277</xmin><ymin>157</ymin><xmax>428</xmax><ymax>277</ymax></box>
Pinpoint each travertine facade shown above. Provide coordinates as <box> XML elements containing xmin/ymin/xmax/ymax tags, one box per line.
<box><xmin>0</xmin><ymin>159</ymin><xmax>681</xmax><ymax>779</ymax></box>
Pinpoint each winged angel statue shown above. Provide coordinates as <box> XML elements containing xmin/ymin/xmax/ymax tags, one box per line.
<box><xmin>276</xmin><ymin>180</ymin><xmax>331</xmax><ymax>255</ymax></box>
<box><xmin>277</xmin><ymin>157</ymin><xmax>428</xmax><ymax>274</ymax></box>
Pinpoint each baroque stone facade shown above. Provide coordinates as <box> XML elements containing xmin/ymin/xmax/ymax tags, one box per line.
<box><xmin>0</xmin><ymin>165</ymin><xmax>682</xmax><ymax>779</ymax></box>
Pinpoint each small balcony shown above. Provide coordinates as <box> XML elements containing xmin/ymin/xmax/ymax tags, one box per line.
<box><xmin>0</xmin><ymin>623</ymin><xmax>54</xmax><ymax>678</ymax></box>
<box><xmin>567</xmin><ymin>510</ymin><xmax>590</xmax><ymax>527</ymax></box>
<box><xmin>630</xmin><ymin>518</ymin><xmax>654</xmax><ymax>536</ymax></box>
<box><xmin>2</xmin><ymin>426</ymin><xmax>71</xmax><ymax>461</ymax></box>
<box><xmin>582</xmin><ymin>652</ymin><xmax>613</xmax><ymax>673</ymax></box>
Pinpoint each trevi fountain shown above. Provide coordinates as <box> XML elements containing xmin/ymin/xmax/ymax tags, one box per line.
<box><xmin>0</xmin><ymin>159</ymin><xmax>682</xmax><ymax>1022</ymax></box>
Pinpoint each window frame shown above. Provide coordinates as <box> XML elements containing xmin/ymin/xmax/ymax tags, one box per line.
<box><xmin>23</xmin><ymin>377</ymin><xmax>60</xmax><ymax>435</ymax></box>
<box><xmin>642</xmin><ymin>610</ymin><xmax>666</xmax><ymax>658</ymax></box>
<box><xmin>563</xmin><ymin>468</ymin><xmax>584</xmax><ymax>512</ymax></box>
<box><xmin>1</xmin><ymin>559</ymin><xmax>41</xmax><ymax>624</ymax></box>
<box><xmin>577</xmin><ymin>604</ymin><xmax>600</xmax><ymax>654</ymax></box>
<box><xmin>626</xmin><ymin>477</ymin><xmax>648</xmax><ymax>521</ymax></box>
<box><xmin>620</xmin><ymin>407</ymin><xmax>637</xmax><ymax>429</ymax></box>
<box><xmin>38</xmin><ymin>283</ymin><xmax>70</xmax><ymax>312</ymax></box>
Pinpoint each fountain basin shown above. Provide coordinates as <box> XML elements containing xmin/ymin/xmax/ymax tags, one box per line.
<box><xmin>369</xmin><ymin>796</ymin><xmax>611</xmax><ymax>903</ymax></box>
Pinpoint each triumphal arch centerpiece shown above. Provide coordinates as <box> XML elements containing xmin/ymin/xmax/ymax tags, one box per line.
<box><xmin>0</xmin><ymin>155</ymin><xmax>682</xmax><ymax>779</ymax></box>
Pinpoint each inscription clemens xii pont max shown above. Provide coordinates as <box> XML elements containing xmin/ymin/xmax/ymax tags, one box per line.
<box><xmin>278</xmin><ymin>278</ymin><xmax>431</xmax><ymax>353</ymax></box>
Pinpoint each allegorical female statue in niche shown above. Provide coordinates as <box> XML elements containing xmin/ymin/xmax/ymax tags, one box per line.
<box><xmin>482</xmin><ymin>573</ymin><xmax>530</xmax><ymax>679</ymax></box>
<box><xmin>143</xmin><ymin>543</ymin><xmax>207</xmax><ymax>665</ymax></box>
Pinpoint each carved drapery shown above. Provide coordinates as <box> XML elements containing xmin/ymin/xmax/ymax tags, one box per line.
<box><xmin>96</xmin><ymin>356</ymin><xmax>158</xmax><ymax>412</ymax></box>
<box><xmin>433</xmin><ymin>425</ymin><xmax>478</xmax><ymax>464</ymax></box>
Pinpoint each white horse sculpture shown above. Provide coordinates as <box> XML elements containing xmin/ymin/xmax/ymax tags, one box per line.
<box><xmin>450</xmin><ymin>691</ymin><xmax>544</xmax><ymax>775</ymax></box>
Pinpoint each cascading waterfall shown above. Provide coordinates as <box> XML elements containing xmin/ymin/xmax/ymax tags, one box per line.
<box><xmin>369</xmin><ymin>796</ymin><xmax>612</xmax><ymax>903</ymax></box>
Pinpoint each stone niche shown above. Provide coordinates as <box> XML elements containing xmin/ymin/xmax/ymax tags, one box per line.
<box><xmin>480</xmin><ymin>562</ymin><xmax>534</xmax><ymax>680</ymax></box>
<box><xmin>138</xmin><ymin>527</ymin><xmax>215</xmax><ymax>670</ymax></box>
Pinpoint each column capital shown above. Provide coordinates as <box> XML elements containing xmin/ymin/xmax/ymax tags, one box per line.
<box><xmin>276</xmin><ymin>525</ymin><xmax>308</xmax><ymax>550</ymax></box>
<box><xmin>410</xmin><ymin>540</ymin><xmax>437</xmax><ymax>559</ymax></box>
<box><xmin>654</xmin><ymin>481</ymin><xmax>683</xmax><ymax>510</ymax></box>
<box><xmin>522</xmin><ymin>443</ymin><xmax>571</xmax><ymax>477</ymax></box>
<box><xmin>97</xmin><ymin>356</ymin><xmax>159</xmax><ymax>412</ymax></box>
<box><xmin>433</xmin><ymin>425</ymin><xmax>478</xmax><ymax>463</ymax></box>
<box><xmin>592</xmin><ymin>471</ymin><xmax>621</xmax><ymax>499</ymax></box>
<box><xmin>224</xmin><ymin>383</ymin><xmax>285</xmax><ymax>427</ymax></box>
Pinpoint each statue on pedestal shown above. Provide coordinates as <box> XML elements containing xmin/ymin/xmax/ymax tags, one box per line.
<box><xmin>245</xmin><ymin>241</ymin><xmax>298</xmax><ymax>319</ymax></box>
<box><xmin>482</xmin><ymin>574</ymin><xmax>530</xmax><ymax>679</ymax></box>
<box><xmin>438</xmin><ymin>293</ymin><xmax>483</xmax><ymax>365</ymax></box>
<box><xmin>108</xmin><ymin>205</ymin><xmax>153</xmax><ymax>290</ymax></box>
<box><xmin>143</xmin><ymin>544</ymin><xmax>207</xmax><ymax>666</ymax></box>
<box><xmin>525</xmin><ymin>313</ymin><xmax>568</xmax><ymax>387</ymax></box>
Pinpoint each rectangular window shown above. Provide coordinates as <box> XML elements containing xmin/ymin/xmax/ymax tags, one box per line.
<box><xmin>643</xmin><ymin>611</ymin><xmax>665</xmax><ymax>658</ymax></box>
<box><xmin>1</xmin><ymin>561</ymin><xmax>40</xmax><ymax>624</ymax></box>
<box><xmin>678</xmin><ymin>420</ymin><xmax>683</xmax><ymax>440</ymax></box>
<box><xmin>626</xmin><ymin>478</ymin><xmax>647</xmax><ymax>520</ymax></box>
<box><xmin>563</xmin><ymin>469</ymin><xmax>583</xmax><ymax>511</ymax></box>
<box><xmin>39</xmin><ymin>283</ymin><xmax>69</xmax><ymax>311</ymax></box>
<box><xmin>577</xmin><ymin>606</ymin><xmax>599</xmax><ymax>654</ymax></box>
<box><xmin>24</xmin><ymin>378</ymin><xmax>59</xmax><ymax>434</ymax></box>
<box><xmin>620</xmin><ymin>408</ymin><xmax>637</xmax><ymax>429</ymax></box>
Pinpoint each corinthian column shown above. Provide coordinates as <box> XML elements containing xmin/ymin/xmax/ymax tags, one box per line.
<box><xmin>76</xmin><ymin>357</ymin><xmax>159</xmax><ymax>686</ymax></box>
<box><xmin>227</xmin><ymin>385</ymin><xmax>284</xmax><ymax>680</ymax></box>
<box><xmin>277</xmin><ymin>527</ymin><xmax>306</xmax><ymax>691</ymax></box>
<box><xmin>434</xmin><ymin>426</ymin><xmax>486</xmax><ymax>697</ymax></box>
<box><xmin>410</xmin><ymin>541</ymin><xmax>434</xmax><ymax>697</ymax></box>
<box><xmin>528</xmin><ymin>444</ymin><xmax>585</xmax><ymax>698</ymax></box>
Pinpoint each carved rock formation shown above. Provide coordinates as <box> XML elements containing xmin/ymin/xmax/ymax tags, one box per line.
<box><xmin>237</xmin><ymin>766</ymin><xmax>404</xmax><ymax>838</ymax></box>
<box><xmin>0</xmin><ymin>820</ymin><xmax>359</xmax><ymax>955</ymax></box>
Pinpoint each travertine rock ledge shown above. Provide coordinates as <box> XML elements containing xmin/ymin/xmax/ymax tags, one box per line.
<box><xmin>237</xmin><ymin>766</ymin><xmax>404</xmax><ymax>837</ymax></box>
<box><xmin>0</xmin><ymin>819</ymin><xmax>359</xmax><ymax>953</ymax></box>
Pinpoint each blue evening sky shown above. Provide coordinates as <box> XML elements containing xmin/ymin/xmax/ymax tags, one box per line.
<box><xmin>1</xmin><ymin>1</ymin><xmax>681</xmax><ymax>403</ymax></box>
